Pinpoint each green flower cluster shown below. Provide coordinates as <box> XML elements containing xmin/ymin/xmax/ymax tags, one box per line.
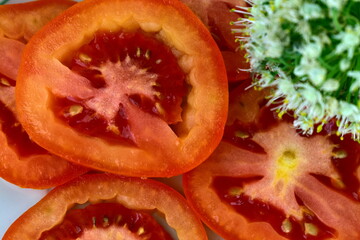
<box><xmin>233</xmin><ymin>0</ymin><xmax>360</xmax><ymax>141</ymax></box>
<box><xmin>0</xmin><ymin>0</ymin><xmax>10</xmax><ymax>5</ymax></box>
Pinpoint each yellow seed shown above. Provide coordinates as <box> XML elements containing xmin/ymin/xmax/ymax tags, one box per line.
<box><xmin>137</xmin><ymin>227</ymin><xmax>145</xmax><ymax>235</ymax></box>
<box><xmin>79</xmin><ymin>53</ymin><xmax>92</xmax><ymax>63</ymax></box>
<box><xmin>68</xmin><ymin>105</ymin><xmax>83</xmax><ymax>117</ymax></box>
<box><xmin>304</xmin><ymin>223</ymin><xmax>318</xmax><ymax>236</ymax></box>
<box><xmin>155</xmin><ymin>102</ymin><xmax>165</xmax><ymax>115</ymax></box>
<box><xmin>136</xmin><ymin>47</ymin><xmax>141</xmax><ymax>57</ymax></box>
<box><xmin>0</xmin><ymin>77</ymin><xmax>10</xmax><ymax>86</ymax></box>
<box><xmin>103</xmin><ymin>217</ymin><xmax>110</xmax><ymax>227</ymax></box>
<box><xmin>235</xmin><ymin>131</ymin><xmax>250</xmax><ymax>139</ymax></box>
<box><xmin>228</xmin><ymin>187</ymin><xmax>243</xmax><ymax>197</ymax></box>
<box><xmin>107</xmin><ymin>124</ymin><xmax>120</xmax><ymax>135</ymax></box>
<box><xmin>281</xmin><ymin>218</ymin><xmax>292</xmax><ymax>233</ymax></box>
<box><xmin>145</xmin><ymin>50</ymin><xmax>151</xmax><ymax>60</ymax></box>
<box><xmin>92</xmin><ymin>217</ymin><xmax>97</xmax><ymax>228</ymax></box>
<box><xmin>331</xmin><ymin>177</ymin><xmax>346</xmax><ymax>189</ymax></box>
<box><xmin>115</xmin><ymin>215</ymin><xmax>122</xmax><ymax>224</ymax></box>
<box><xmin>332</xmin><ymin>149</ymin><xmax>347</xmax><ymax>159</ymax></box>
<box><xmin>155</xmin><ymin>59</ymin><xmax>162</xmax><ymax>64</ymax></box>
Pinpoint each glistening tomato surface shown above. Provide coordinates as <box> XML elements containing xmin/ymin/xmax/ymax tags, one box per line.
<box><xmin>0</xmin><ymin>0</ymin><xmax>87</xmax><ymax>189</ymax></box>
<box><xmin>16</xmin><ymin>0</ymin><xmax>228</xmax><ymax>177</ymax></box>
<box><xmin>3</xmin><ymin>173</ymin><xmax>208</xmax><ymax>240</ymax></box>
<box><xmin>183</xmin><ymin>83</ymin><xmax>360</xmax><ymax>240</ymax></box>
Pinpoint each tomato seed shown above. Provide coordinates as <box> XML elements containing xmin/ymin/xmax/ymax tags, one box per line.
<box><xmin>304</xmin><ymin>223</ymin><xmax>319</xmax><ymax>236</ymax></box>
<box><xmin>0</xmin><ymin>77</ymin><xmax>10</xmax><ymax>87</ymax></box>
<box><xmin>79</xmin><ymin>53</ymin><xmax>92</xmax><ymax>63</ymax></box>
<box><xmin>137</xmin><ymin>227</ymin><xmax>145</xmax><ymax>235</ymax></box>
<box><xmin>281</xmin><ymin>218</ymin><xmax>292</xmax><ymax>233</ymax></box>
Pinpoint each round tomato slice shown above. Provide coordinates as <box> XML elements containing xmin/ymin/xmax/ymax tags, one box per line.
<box><xmin>0</xmin><ymin>0</ymin><xmax>88</xmax><ymax>189</ymax></box>
<box><xmin>3</xmin><ymin>173</ymin><xmax>207</xmax><ymax>240</ymax></box>
<box><xmin>183</xmin><ymin>84</ymin><xmax>360</xmax><ymax>240</ymax></box>
<box><xmin>16</xmin><ymin>0</ymin><xmax>228</xmax><ymax>177</ymax></box>
<box><xmin>180</xmin><ymin>0</ymin><xmax>251</xmax><ymax>82</ymax></box>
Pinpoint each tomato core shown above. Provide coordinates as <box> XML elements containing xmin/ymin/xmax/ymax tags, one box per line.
<box><xmin>212</xmin><ymin>176</ymin><xmax>337</xmax><ymax>240</ymax></box>
<box><xmin>54</xmin><ymin>30</ymin><xmax>186</xmax><ymax>144</ymax></box>
<box><xmin>39</xmin><ymin>202</ymin><xmax>173</xmax><ymax>240</ymax></box>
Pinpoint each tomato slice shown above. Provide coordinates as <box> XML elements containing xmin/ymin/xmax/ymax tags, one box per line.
<box><xmin>16</xmin><ymin>0</ymin><xmax>228</xmax><ymax>177</ymax></box>
<box><xmin>0</xmin><ymin>0</ymin><xmax>88</xmax><ymax>189</ymax></box>
<box><xmin>3</xmin><ymin>173</ymin><xmax>208</xmax><ymax>240</ymax></box>
<box><xmin>183</xmin><ymin>84</ymin><xmax>360</xmax><ymax>240</ymax></box>
<box><xmin>180</xmin><ymin>0</ymin><xmax>251</xmax><ymax>82</ymax></box>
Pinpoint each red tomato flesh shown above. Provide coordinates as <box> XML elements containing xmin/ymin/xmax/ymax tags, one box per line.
<box><xmin>39</xmin><ymin>202</ymin><xmax>173</xmax><ymax>240</ymax></box>
<box><xmin>53</xmin><ymin>30</ymin><xmax>186</xmax><ymax>144</ymax></box>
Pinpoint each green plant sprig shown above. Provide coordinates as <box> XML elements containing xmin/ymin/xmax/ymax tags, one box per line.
<box><xmin>233</xmin><ymin>0</ymin><xmax>360</xmax><ymax>141</ymax></box>
<box><xmin>0</xmin><ymin>0</ymin><xmax>10</xmax><ymax>5</ymax></box>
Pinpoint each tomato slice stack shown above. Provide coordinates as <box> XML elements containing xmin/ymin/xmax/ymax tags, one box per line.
<box><xmin>0</xmin><ymin>0</ymin><xmax>87</xmax><ymax>189</ymax></box>
<box><xmin>183</xmin><ymin>81</ymin><xmax>360</xmax><ymax>240</ymax></box>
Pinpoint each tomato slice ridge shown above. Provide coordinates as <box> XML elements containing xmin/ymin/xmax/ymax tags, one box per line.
<box><xmin>39</xmin><ymin>202</ymin><xmax>173</xmax><ymax>240</ymax></box>
<box><xmin>212</xmin><ymin>176</ymin><xmax>337</xmax><ymax>240</ymax></box>
<box><xmin>54</xmin><ymin>30</ymin><xmax>187</xmax><ymax>144</ymax></box>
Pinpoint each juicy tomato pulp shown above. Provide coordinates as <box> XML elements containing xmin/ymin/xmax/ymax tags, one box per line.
<box><xmin>54</xmin><ymin>30</ymin><xmax>186</xmax><ymax>145</ymax></box>
<box><xmin>40</xmin><ymin>202</ymin><xmax>173</xmax><ymax>240</ymax></box>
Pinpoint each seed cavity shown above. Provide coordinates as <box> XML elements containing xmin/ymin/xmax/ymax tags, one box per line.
<box><xmin>304</xmin><ymin>223</ymin><xmax>318</xmax><ymax>236</ymax></box>
<box><xmin>281</xmin><ymin>218</ymin><xmax>292</xmax><ymax>233</ymax></box>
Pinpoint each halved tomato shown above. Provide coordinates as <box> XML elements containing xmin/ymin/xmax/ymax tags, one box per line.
<box><xmin>180</xmin><ymin>0</ymin><xmax>251</xmax><ymax>82</ymax></box>
<box><xmin>3</xmin><ymin>173</ymin><xmax>207</xmax><ymax>240</ymax></box>
<box><xmin>16</xmin><ymin>0</ymin><xmax>228</xmax><ymax>177</ymax></box>
<box><xmin>0</xmin><ymin>0</ymin><xmax>87</xmax><ymax>189</ymax></box>
<box><xmin>183</xmin><ymin>83</ymin><xmax>360</xmax><ymax>240</ymax></box>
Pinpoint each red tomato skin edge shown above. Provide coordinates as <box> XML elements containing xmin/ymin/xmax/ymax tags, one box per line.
<box><xmin>183</xmin><ymin>173</ymin><xmax>239</xmax><ymax>240</ymax></box>
<box><xmin>3</xmin><ymin>173</ymin><xmax>208</xmax><ymax>240</ymax></box>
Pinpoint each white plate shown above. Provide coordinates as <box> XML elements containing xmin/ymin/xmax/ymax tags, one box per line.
<box><xmin>0</xmin><ymin>1</ymin><xmax>224</xmax><ymax>239</ymax></box>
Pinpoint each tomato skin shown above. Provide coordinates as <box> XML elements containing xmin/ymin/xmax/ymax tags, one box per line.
<box><xmin>16</xmin><ymin>0</ymin><xmax>228</xmax><ymax>177</ymax></box>
<box><xmin>0</xmin><ymin>0</ymin><xmax>88</xmax><ymax>189</ymax></box>
<box><xmin>3</xmin><ymin>173</ymin><xmax>208</xmax><ymax>240</ymax></box>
